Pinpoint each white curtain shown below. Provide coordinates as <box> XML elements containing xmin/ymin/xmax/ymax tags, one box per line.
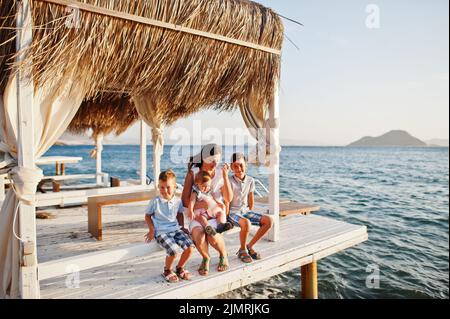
<box><xmin>132</xmin><ymin>96</ymin><xmax>165</xmax><ymax>181</ymax></box>
<box><xmin>240</xmin><ymin>95</ymin><xmax>272</xmax><ymax>166</ymax></box>
<box><xmin>0</xmin><ymin>71</ymin><xmax>87</xmax><ymax>298</ymax></box>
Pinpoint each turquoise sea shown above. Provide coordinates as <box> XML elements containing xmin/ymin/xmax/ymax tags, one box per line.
<box><xmin>43</xmin><ymin>145</ymin><xmax>449</xmax><ymax>299</ymax></box>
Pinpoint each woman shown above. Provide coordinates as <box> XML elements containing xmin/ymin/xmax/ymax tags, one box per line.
<box><xmin>182</xmin><ymin>144</ymin><xmax>233</xmax><ymax>276</ymax></box>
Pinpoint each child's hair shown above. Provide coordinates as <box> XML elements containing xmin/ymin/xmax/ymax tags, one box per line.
<box><xmin>159</xmin><ymin>170</ymin><xmax>177</xmax><ymax>183</ymax></box>
<box><xmin>194</xmin><ymin>171</ymin><xmax>212</xmax><ymax>185</ymax></box>
<box><xmin>231</xmin><ymin>152</ymin><xmax>247</xmax><ymax>163</ymax></box>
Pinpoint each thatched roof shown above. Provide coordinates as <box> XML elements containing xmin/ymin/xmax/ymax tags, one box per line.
<box><xmin>67</xmin><ymin>93</ymin><xmax>139</xmax><ymax>138</ymax></box>
<box><xmin>0</xmin><ymin>0</ymin><xmax>15</xmax><ymax>93</ymax></box>
<box><xmin>1</xmin><ymin>0</ymin><xmax>283</xmax><ymax>126</ymax></box>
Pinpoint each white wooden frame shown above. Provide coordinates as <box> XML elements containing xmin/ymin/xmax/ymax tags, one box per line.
<box><xmin>267</xmin><ymin>81</ymin><xmax>281</xmax><ymax>242</ymax></box>
<box><xmin>10</xmin><ymin>0</ymin><xmax>283</xmax><ymax>299</ymax></box>
<box><xmin>16</xmin><ymin>0</ymin><xmax>40</xmax><ymax>299</ymax></box>
<box><xmin>95</xmin><ymin>134</ymin><xmax>104</xmax><ymax>185</ymax></box>
<box><xmin>140</xmin><ymin>120</ymin><xmax>147</xmax><ymax>186</ymax></box>
<box><xmin>0</xmin><ymin>174</ymin><xmax>5</xmax><ymax>201</ymax></box>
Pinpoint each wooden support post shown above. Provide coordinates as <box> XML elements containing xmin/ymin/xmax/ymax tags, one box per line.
<box><xmin>140</xmin><ymin>121</ymin><xmax>147</xmax><ymax>186</ymax></box>
<box><xmin>95</xmin><ymin>134</ymin><xmax>104</xmax><ymax>185</ymax></box>
<box><xmin>55</xmin><ymin>163</ymin><xmax>60</xmax><ymax>176</ymax></box>
<box><xmin>267</xmin><ymin>81</ymin><xmax>280</xmax><ymax>242</ymax></box>
<box><xmin>60</xmin><ymin>163</ymin><xmax>65</xmax><ymax>175</ymax></box>
<box><xmin>301</xmin><ymin>261</ymin><xmax>318</xmax><ymax>299</ymax></box>
<box><xmin>110</xmin><ymin>177</ymin><xmax>121</xmax><ymax>187</ymax></box>
<box><xmin>52</xmin><ymin>180</ymin><xmax>61</xmax><ymax>193</ymax></box>
<box><xmin>0</xmin><ymin>175</ymin><xmax>5</xmax><ymax>202</ymax></box>
<box><xmin>152</xmin><ymin>132</ymin><xmax>161</xmax><ymax>188</ymax></box>
<box><xmin>16</xmin><ymin>0</ymin><xmax>40</xmax><ymax>299</ymax></box>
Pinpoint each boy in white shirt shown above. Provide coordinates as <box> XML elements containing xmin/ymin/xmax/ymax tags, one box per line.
<box><xmin>228</xmin><ymin>153</ymin><xmax>274</xmax><ymax>263</ymax></box>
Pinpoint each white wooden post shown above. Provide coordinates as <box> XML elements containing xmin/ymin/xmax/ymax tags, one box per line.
<box><xmin>95</xmin><ymin>133</ymin><xmax>103</xmax><ymax>185</ymax></box>
<box><xmin>140</xmin><ymin>120</ymin><xmax>147</xmax><ymax>185</ymax></box>
<box><xmin>152</xmin><ymin>136</ymin><xmax>161</xmax><ymax>188</ymax></box>
<box><xmin>0</xmin><ymin>175</ymin><xmax>5</xmax><ymax>202</ymax></box>
<box><xmin>268</xmin><ymin>82</ymin><xmax>280</xmax><ymax>242</ymax></box>
<box><xmin>16</xmin><ymin>0</ymin><xmax>40</xmax><ymax>299</ymax></box>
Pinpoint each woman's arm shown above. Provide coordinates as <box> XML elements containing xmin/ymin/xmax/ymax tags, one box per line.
<box><xmin>187</xmin><ymin>192</ymin><xmax>197</xmax><ymax>220</ymax></box>
<box><xmin>181</xmin><ymin>170</ymin><xmax>194</xmax><ymax>208</ymax></box>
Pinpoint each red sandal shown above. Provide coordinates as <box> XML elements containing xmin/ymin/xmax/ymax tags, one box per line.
<box><xmin>176</xmin><ymin>267</ymin><xmax>192</xmax><ymax>281</ymax></box>
<box><xmin>162</xmin><ymin>269</ymin><xmax>179</xmax><ymax>283</ymax></box>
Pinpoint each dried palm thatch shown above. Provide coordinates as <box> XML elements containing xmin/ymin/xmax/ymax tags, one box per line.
<box><xmin>0</xmin><ymin>0</ymin><xmax>15</xmax><ymax>93</ymax></box>
<box><xmin>67</xmin><ymin>93</ymin><xmax>139</xmax><ymax>138</ymax></box>
<box><xmin>1</xmin><ymin>0</ymin><xmax>283</xmax><ymax>125</ymax></box>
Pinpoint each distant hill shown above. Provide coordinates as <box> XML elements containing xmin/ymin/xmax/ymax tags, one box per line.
<box><xmin>348</xmin><ymin>130</ymin><xmax>427</xmax><ymax>147</ymax></box>
<box><xmin>426</xmin><ymin>139</ymin><xmax>449</xmax><ymax>147</ymax></box>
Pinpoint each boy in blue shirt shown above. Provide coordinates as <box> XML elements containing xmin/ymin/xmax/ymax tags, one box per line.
<box><xmin>145</xmin><ymin>170</ymin><xmax>195</xmax><ymax>283</ymax></box>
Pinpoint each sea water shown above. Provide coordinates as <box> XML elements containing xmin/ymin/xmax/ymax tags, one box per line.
<box><xmin>43</xmin><ymin>145</ymin><xmax>449</xmax><ymax>299</ymax></box>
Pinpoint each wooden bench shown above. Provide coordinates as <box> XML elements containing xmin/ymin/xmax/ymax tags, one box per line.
<box><xmin>88</xmin><ymin>191</ymin><xmax>321</xmax><ymax>241</ymax></box>
<box><xmin>255</xmin><ymin>197</ymin><xmax>321</xmax><ymax>216</ymax></box>
<box><xmin>88</xmin><ymin>190</ymin><xmax>158</xmax><ymax>240</ymax></box>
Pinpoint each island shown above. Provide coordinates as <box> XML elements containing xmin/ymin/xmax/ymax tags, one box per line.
<box><xmin>347</xmin><ymin>130</ymin><xmax>427</xmax><ymax>147</ymax></box>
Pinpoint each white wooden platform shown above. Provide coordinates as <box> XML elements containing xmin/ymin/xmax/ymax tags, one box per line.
<box><xmin>37</xmin><ymin>209</ymin><xmax>367</xmax><ymax>299</ymax></box>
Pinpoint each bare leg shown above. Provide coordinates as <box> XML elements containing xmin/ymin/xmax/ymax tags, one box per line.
<box><xmin>195</xmin><ymin>214</ymin><xmax>209</xmax><ymax>229</ymax></box>
<box><xmin>191</xmin><ymin>227</ymin><xmax>209</xmax><ymax>259</ymax></box>
<box><xmin>165</xmin><ymin>254</ymin><xmax>177</xmax><ymax>270</ymax></box>
<box><xmin>177</xmin><ymin>246</ymin><xmax>194</xmax><ymax>269</ymax></box>
<box><xmin>238</xmin><ymin>218</ymin><xmax>251</xmax><ymax>250</ymax></box>
<box><xmin>207</xmin><ymin>234</ymin><xmax>229</xmax><ymax>271</ymax></box>
<box><xmin>248</xmin><ymin>215</ymin><xmax>274</xmax><ymax>249</ymax></box>
<box><xmin>215</xmin><ymin>210</ymin><xmax>227</xmax><ymax>224</ymax></box>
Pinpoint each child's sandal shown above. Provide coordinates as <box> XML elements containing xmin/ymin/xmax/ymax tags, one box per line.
<box><xmin>247</xmin><ymin>246</ymin><xmax>262</xmax><ymax>260</ymax></box>
<box><xmin>176</xmin><ymin>267</ymin><xmax>192</xmax><ymax>281</ymax></box>
<box><xmin>216</xmin><ymin>222</ymin><xmax>233</xmax><ymax>234</ymax></box>
<box><xmin>237</xmin><ymin>249</ymin><xmax>253</xmax><ymax>263</ymax></box>
<box><xmin>162</xmin><ymin>269</ymin><xmax>179</xmax><ymax>283</ymax></box>
<box><xmin>205</xmin><ymin>226</ymin><xmax>217</xmax><ymax>236</ymax></box>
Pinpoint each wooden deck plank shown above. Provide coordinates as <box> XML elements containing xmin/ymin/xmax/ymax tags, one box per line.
<box><xmin>39</xmin><ymin>214</ymin><xmax>367</xmax><ymax>299</ymax></box>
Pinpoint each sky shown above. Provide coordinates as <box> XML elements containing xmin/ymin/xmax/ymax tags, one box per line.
<box><xmin>106</xmin><ymin>0</ymin><xmax>449</xmax><ymax>146</ymax></box>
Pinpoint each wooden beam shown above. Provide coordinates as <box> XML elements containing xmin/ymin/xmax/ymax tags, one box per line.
<box><xmin>36</xmin><ymin>0</ymin><xmax>281</xmax><ymax>56</ymax></box>
<box><xmin>16</xmin><ymin>0</ymin><xmax>40</xmax><ymax>299</ymax></box>
<box><xmin>38</xmin><ymin>243</ymin><xmax>162</xmax><ymax>281</ymax></box>
<box><xmin>140</xmin><ymin>121</ymin><xmax>147</xmax><ymax>186</ymax></box>
<box><xmin>0</xmin><ymin>175</ymin><xmax>5</xmax><ymax>202</ymax></box>
<box><xmin>301</xmin><ymin>261</ymin><xmax>318</xmax><ymax>299</ymax></box>
<box><xmin>35</xmin><ymin>184</ymin><xmax>153</xmax><ymax>207</ymax></box>
<box><xmin>95</xmin><ymin>134</ymin><xmax>103</xmax><ymax>186</ymax></box>
<box><xmin>152</xmin><ymin>128</ymin><xmax>162</xmax><ymax>188</ymax></box>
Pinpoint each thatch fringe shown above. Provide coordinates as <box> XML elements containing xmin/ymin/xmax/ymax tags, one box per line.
<box><xmin>1</xmin><ymin>0</ymin><xmax>283</xmax><ymax>126</ymax></box>
<box><xmin>67</xmin><ymin>93</ymin><xmax>138</xmax><ymax>138</ymax></box>
<box><xmin>0</xmin><ymin>0</ymin><xmax>16</xmax><ymax>93</ymax></box>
